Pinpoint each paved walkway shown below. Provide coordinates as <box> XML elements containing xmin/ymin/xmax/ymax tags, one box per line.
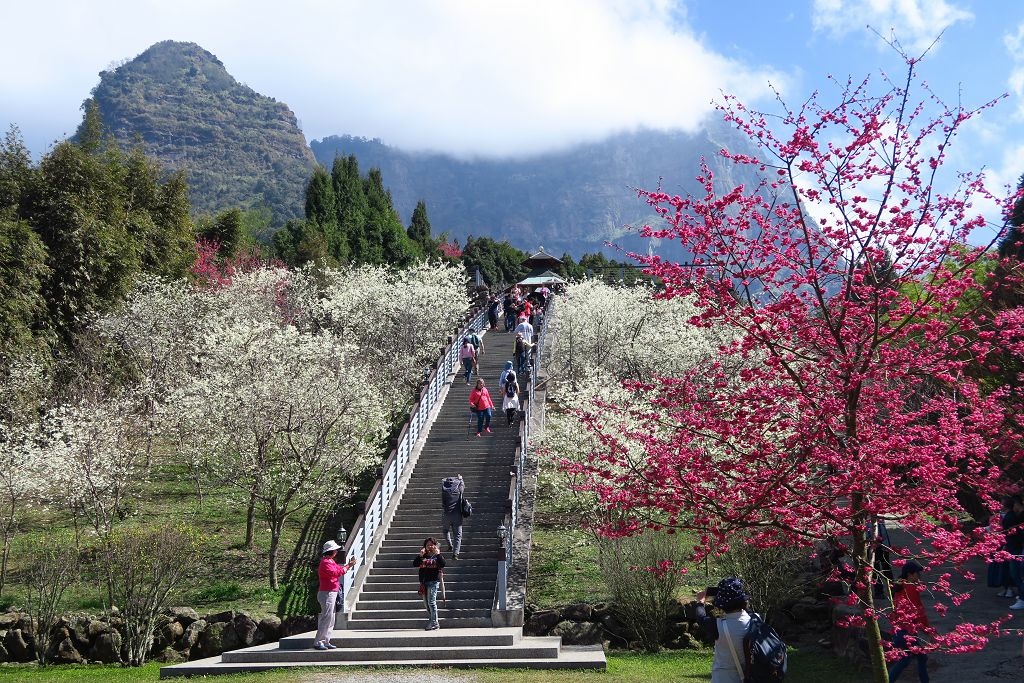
<box><xmin>888</xmin><ymin>528</ymin><xmax>1024</xmax><ymax>681</ymax></box>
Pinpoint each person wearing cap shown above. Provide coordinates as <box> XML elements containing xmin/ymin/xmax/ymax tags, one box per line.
<box><xmin>694</xmin><ymin>577</ymin><xmax>752</xmax><ymax>683</ymax></box>
<box><xmin>888</xmin><ymin>560</ymin><xmax>931</xmax><ymax>682</ymax></box>
<box><xmin>314</xmin><ymin>540</ymin><xmax>356</xmax><ymax>650</ymax></box>
<box><xmin>440</xmin><ymin>474</ymin><xmax>464</xmax><ymax>560</ymax></box>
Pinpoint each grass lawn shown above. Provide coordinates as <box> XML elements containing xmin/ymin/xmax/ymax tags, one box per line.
<box><xmin>0</xmin><ymin>648</ymin><xmax>866</xmax><ymax>682</ymax></box>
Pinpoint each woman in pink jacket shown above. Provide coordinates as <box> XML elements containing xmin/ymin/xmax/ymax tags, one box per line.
<box><xmin>314</xmin><ymin>540</ymin><xmax>356</xmax><ymax>650</ymax></box>
<box><xmin>469</xmin><ymin>378</ymin><xmax>494</xmax><ymax>436</ymax></box>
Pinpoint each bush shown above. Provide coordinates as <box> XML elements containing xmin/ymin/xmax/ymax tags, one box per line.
<box><xmin>716</xmin><ymin>533</ymin><xmax>811</xmax><ymax>624</ymax></box>
<box><xmin>598</xmin><ymin>530</ymin><xmax>689</xmax><ymax>652</ymax></box>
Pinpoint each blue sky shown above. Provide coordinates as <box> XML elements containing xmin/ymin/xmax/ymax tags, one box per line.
<box><xmin>2</xmin><ymin>0</ymin><xmax>1021</xmax><ymax>234</ymax></box>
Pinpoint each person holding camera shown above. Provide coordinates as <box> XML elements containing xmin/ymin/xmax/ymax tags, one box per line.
<box><xmin>413</xmin><ymin>537</ymin><xmax>447</xmax><ymax>630</ymax></box>
<box><xmin>314</xmin><ymin>540</ymin><xmax>356</xmax><ymax>650</ymax></box>
<box><xmin>694</xmin><ymin>577</ymin><xmax>752</xmax><ymax>683</ymax></box>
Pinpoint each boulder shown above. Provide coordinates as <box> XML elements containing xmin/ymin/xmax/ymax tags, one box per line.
<box><xmin>88</xmin><ymin>619</ymin><xmax>113</xmax><ymax>639</ymax></box>
<box><xmin>160</xmin><ymin>621</ymin><xmax>185</xmax><ymax>649</ymax></box>
<box><xmin>591</xmin><ymin>602</ymin><xmax>613</xmax><ymax>622</ymax></box>
<box><xmin>561</xmin><ymin>602</ymin><xmax>593</xmax><ymax>622</ymax></box>
<box><xmin>551</xmin><ymin>620</ymin><xmax>603</xmax><ymax>645</ymax></box>
<box><xmin>219</xmin><ymin>622</ymin><xmax>242</xmax><ymax>652</ymax></box>
<box><xmin>280</xmin><ymin>615</ymin><xmax>316</xmax><ymax>638</ymax></box>
<box><xmin>153</xmin><ymin>646</ymin><xmax>187</xmax><ymax>664</ymax></box>
<box><xmin>790</xmin><ymin>596</ymin><xmax>830</xmax><ymax>622</ymax></box>
<box><xmin>0</xmin><ymin>612</ymin><xmax>22</xmax><ymax>630</ymax></box>
<box><xmin>179</xmin><ymin>619</ymin><xmax>206</xmax><ymax>651</ymax></box>
<box><xmin>68</xmin><ymin>617</ymin><xmax>92</xmax><ymax>651</ymax></box>
<box><xmin>0</xmin><ymin>639</ymin><xmax>8</xmax><ymax>663</ymax></box>
<box><xmin>232</xmin><ymin>613</ymin><xmax>257</xmax><ymax>647</ymax></box>
<box><xmin>164</xmin><ymin>607</ymin><xmax>200</xmax><ymax>627</ymax></box>
<box><xmin>665</xmin><ymin>631</ymin><xmax>695</xmax><ymax>650</ymax></box>
<box><xmin>52</xmin><ymin>636</ymin><xmax>85</xmax><ymax>664</ymax></box>
<box><xmin>89</xmin><ymin>631</ymin><xmax>122</xmax><ymax>664</ymax></box>
<box><xmin>4</xmin><ymin>628</ymin><xmax>34</xmax><ymax>662</ymax></box>
<box><xmin>523</xmin><ymin>609</ymin><xmax>561</xmax><ymax>636</ymax></box>
<box><xmin>197</xmin><ymin>621</ymin><xmax>228</xmax><ymax>658</ymax></box>
<box><xmin>254</xmin><ymin>616</ymin><xmax>281</xmax><ymax>645</ymax></box>
<box><xmin>204</xmin><ymin>610</ymin><xmax>235</xmax><ymax>624</ymax></box>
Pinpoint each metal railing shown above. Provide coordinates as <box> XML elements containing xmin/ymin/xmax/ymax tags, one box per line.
<box><xmin>339</xmin><ymin>304</ymin><xmax>490</xmax><ymax>608</ymax></box>
<box><xmin>496</xmin><ymin>296</ymin><xmax>553</xmax><ymax>615</ymax></box>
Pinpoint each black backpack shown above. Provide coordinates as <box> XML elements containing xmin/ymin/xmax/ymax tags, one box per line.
<box><xmin>505</xmin><ymin>374</ymin><xmax>517</xmax><ymax>397</ymax></box>
<box><xmin>744</xmin><ymin>613</ymin><xmax>787</xmax><ymax>682</ymax></box>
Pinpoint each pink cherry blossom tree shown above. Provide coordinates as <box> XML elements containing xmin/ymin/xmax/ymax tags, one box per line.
<box><xmin>561</xmin><ymin>55</ymin><xmax>1021</xmax><ymax>680</ymax></box>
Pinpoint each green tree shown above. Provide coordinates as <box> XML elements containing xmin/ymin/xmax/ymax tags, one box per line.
<box><xmin>998</xmin><ymin>174</ymin><xmax>1024</xmax><ymax>261</ymax></box>
<box><xmin>460</xmin><ymin>236</ymin><xmax>527</xmax><ymax>288</ymax></box>
<box><xmin>0</xmin><ymin>219</ymin><xmax>50</xmax><ymax>356</ymax></box>
<box><xmin>407</xmin><ymin>199</ymin><xmax>437</xmax><ymax>257</ymax></box>
<box><xmin>198</xmin><ymin>207</ymin><xmax>244</xmax><ymax>259</ymax></box>
<box><xmin>364</xmin><ymin>167</ymin><xmax>418</xmax><ymax>266</ymax></box>
<box><xmin>0</xmin><ymin>126</ymin><xmax>34</xmax><ymax>215</ymax></box>
<box><xmin>332</xmin><ymin>155</ymin><xmax>366</xmax><ymax>263</ymax></box>
<box><xmin>75</xmin><ymin>99</ymin><xmax>107</xmax><ymax>155</ymax></box>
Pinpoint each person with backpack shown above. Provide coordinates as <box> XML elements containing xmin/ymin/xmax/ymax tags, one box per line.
<box><xmin>514</xmin><ymin>333</ymin><xmax>533</xmax><ymax>376</ymax></box>
<box><xmin>440</xmin><ymin>474</ymin><xmax>464</xmax><ymax>560</ymax></box>
<box><xmin>412</xmin><ymin>537</ymin><xmax>446</xmax><ymax>630</ymax></box>
<box><xmin>466</xmin><ymin>328</ymin><xmax>485</xmax><ymax>359</ymax></box>
<box><xmin>695</xmin><ymin>577</ymin><xmax>787</xmax><ymax>683</ymax></box>
<box><xmin>888</xmin><ymin>560</ymin><xmax>932</xmax><ymax>682</ymax></box>
<box><xmin>501</xmin><ymin>370</ymin><xmax>520</xmax><ymax>426</ymax></box>
<box><xmin>498</xmin><ymin>360</ymin><xmax>515</xmax><ymax>392</ymax></box>
<box><xmin>487</xmin><ymin>295</ymin><xmax>501</xmax><ymax>330</ymax></box>
<box><xmin>313</xmin><ymin>540</ymin><xmax>356</xmax><ymax>650</ymax></box>
<box><xmin>459</xmin><ymin>338</ymin><xmax>476</xmax><ymax>385</ymax></box>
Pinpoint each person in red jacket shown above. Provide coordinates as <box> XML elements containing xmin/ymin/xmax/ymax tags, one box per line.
<box><xmin>888</xmin><ymin>560</ymin><xmax>931</xmax><ymax>682</ymax></box>
<box><xmin>314</xmin><ymin>540</ymin><xmax>356</xmax><ymax>650</ymax></box>
<box><xmin>469</xmin><ymin>378</ymin><xmax>494</xmax><ymax>436</ymax></box>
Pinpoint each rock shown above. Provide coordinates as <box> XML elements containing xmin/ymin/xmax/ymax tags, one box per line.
<box><xmin>219</xmin><ymin>622</ymin><xmax>242</xmax><ymax>652</ymax></box>
<box><xmin>204</xmin><ymin>610</ymin><xmax>235</xmax><ymax>624</ymax></box>
<box><xmin>551</xmin><ymin>620</ymin><xmax>603</xmax><ymax>645</ymax></box>
<box><xmin>4</xmin><ymin>628</ymin><xmax>34</xmax><ymax>662</ymax></box>
<box><xmin>232</xmin><ymin>613</ymin><xmax>257</xmax><ymax>647</ymax></box>
<box><xmin>53</xmin><ymin>636</ymin><xmax>84</xmax><ymax>664</ymax></box>
<box><xmin>790</xmin><ymin>596</ymin><xmax>830</xmax><ymax>622</ymax></box>
<box><xmin>153</xmin><ymin>646</ymin><xmax>187</xmax><ymax>664</ymax></box>
<box><xmin>89</xmin><ymin>631</ymin><xmax>122</xmax><ymax>664</ymax></box>
<box><xmin>0</xmin><ymin>639</ymin><xmax>8</xmax><ymax>663</ymax></box>
<box><xmin>254</xmin><ymin>616</ymin><xmax>281</xmax><ymax>645</ymax></box>
<box><xmin>160</xmin><ymin>621</ymin><xmax>184</xmax><ymax>649</ymax></box>
<box><xmin>665</xmin><ymin>598</ymin><xmax>687</xmax><ymax>621</ymax></box>
<box><xmin>164</xmin><ymin>607</ymin><xmax>200</xmax><ymax>627</ymax></box>
<box><xmin>88</xmin><ymin>619</ymin><xmax>113</xmax><ymax>639</ymax></box>
<box><xmin>665</xmin><ymin>631</ymin><xmax>694</xmax><ymax>649</ymax></box>
<box><xmin>523</xmin><ymin>609</ymin><xmax>561</xmax><ymax>636</ymax></box>
<box><xmin>68</xmin><ymin>617</ymin><xmax>92</xmax><ymax>651</ymax></box>
<box><xmin>591</xmin><ymin>602</ymin><xmax>613</xmax><ymax>622</ymax></box>
<box><xmin>179</xmin><ymin>619</ymin><xmax>207</xmax><ymax>651</ymax></box>
<box><xmin>197</xmin><ymin>621</ymin><xmax>228</xmax><ymax>658</ymax></box>
<box><xmin>561</xmin><ymin>602</ymin><xmax>593</xmax><ymax>622</ymax></box>
<box><xmin>280</xmin><ymin>615</ymin><xmax>316</xmax><ymax>638</ymax></box>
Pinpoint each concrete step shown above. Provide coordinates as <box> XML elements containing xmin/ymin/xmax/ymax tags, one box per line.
<box><xmin>357</xmin><ymin>589</ymin><xmax>492</xmax><ymax>602</ymax></box>
<box><xmin>356</xmin><ymin>598</ymin><xmax>493</xmax><ymax>610</ymax></box>
<box><xmin>278</xmin><ymin>628</ymin><xmax>518</xmax><ymax>650</ymax></box>
<box><xmin>345</xmin><ymin>616</ymin><xmax>495</xmax><ymax>629</ymax></box>
<box><xmin>223</xmin><ymin>643</ymin><xmax>560</xmax><ymax>663</ymax></box>
<box><xmin>362</xmin><ymin>579</ymin><xmax>494</xmax><ymax>591</ymax></box>
<box><xmin>373</xmin><ymin>557</ymin><xmax>493</xmax><ymax>568</ymax></box>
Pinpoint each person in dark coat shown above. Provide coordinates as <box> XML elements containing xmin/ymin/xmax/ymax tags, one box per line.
<box><xmin>413</xmin><ymin>537</ymin><xmax>446</xmax><ymax>630</ymax></box>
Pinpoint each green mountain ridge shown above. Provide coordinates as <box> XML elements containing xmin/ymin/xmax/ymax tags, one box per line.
<box><xmin>82</xmin><ymin>40</ymin><xmax>314</xmax><ymax>222</ymax></box>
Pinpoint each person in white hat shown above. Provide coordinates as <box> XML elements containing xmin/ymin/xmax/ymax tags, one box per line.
<box><xmin>314</xmin><ymin>540</ymin><xmax>356</xmax><ymax>650</ymax></box>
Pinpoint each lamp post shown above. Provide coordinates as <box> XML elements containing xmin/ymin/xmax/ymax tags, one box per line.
<box><xmin>496</xmin><ymin>523</ymin><xmax>508</xmax><ymax>611</ymax></box>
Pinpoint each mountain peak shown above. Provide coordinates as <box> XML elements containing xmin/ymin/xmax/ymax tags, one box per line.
<box><xmin>82</xmin><ymin>40</ymin><xmax>314</xmax><ymax>221</ymax></box>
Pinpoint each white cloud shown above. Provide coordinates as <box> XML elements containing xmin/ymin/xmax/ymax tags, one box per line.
<box><xmin>0</xmin><ymin>0</ymin><xmax>783</xmax><ymax>158</ymax></box>
<box><xmin>1006</xmin><ymin>22</ymin><xmax>1024</xmax><ymax>119</ymax></box>
<box><xmin>811</xmin><ymin>0</ymin><xmax>973</xmax><ymax>54</ymax></box>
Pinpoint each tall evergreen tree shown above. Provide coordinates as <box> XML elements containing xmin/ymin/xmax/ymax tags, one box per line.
<box><xmin>363</xmin><ymin>168</ymin><xmax>418</xmax><ymax>266</ymax></box>
<box><xmin>999</xmin><ymin>174</ymin><xmax>1024</xmax><ymax>260</ymax></box>
<box><xmin>198</xmin><ymin>207</ymin><xmax>244</xmax><ymax>259</ymax></box>
<box><xmin>335</xmin><ymin>156</ymin><xmax>370</xmax><ymax>262</ymax></box>
<box><xmin>407</xmin><ymin>200</ymin><xmax>436</xmax><ymax>257</ymax></box>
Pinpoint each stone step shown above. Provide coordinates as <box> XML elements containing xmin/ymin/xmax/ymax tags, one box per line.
<box><xmin>373</xmin><ymin>557</ymin><xmax>493</xmax><ymax>568</ymax></box>
<box><xmin>357</xmin><ymin>589</ymin><xmax>493</xmax><ymax>601</ymax></box>
<box><xmin>356</xmin><ymin>598</ymin><xmax>493</xmax><ymax>610</ymax></box>
<box><xmin>278</xmin><ymin>628</ymin><xmax>518</xmax><ymax>650</ymax></box>
<box><xmin>223</xmin><ymin>643</ymin><xmax>560</xmax><ymax>663</ymax></box>
<box><xmin>345</xmin><ymin>616</ymin><xmax>495</xmax><ymax>629</ymax></box>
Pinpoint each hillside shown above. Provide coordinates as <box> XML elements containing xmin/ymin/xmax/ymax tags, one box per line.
<box><xmin>311</xmin><ymin>122</ymin><xmax>766</xmax><ymax>260</ymax></box>
<box><xmin>81</xmin><ymin>40</ymin><xmax>314</xmax><ymax>222</ymax></box>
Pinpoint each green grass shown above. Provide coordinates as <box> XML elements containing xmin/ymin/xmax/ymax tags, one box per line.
<box><xmin>0</xmin><ymin>649</ymin><xmax>865</xmax><ymax>682</ymax></box>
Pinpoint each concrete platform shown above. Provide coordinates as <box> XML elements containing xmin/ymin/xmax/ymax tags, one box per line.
<box><xmin>159</xmin><ymin>628</ymin><xmax>606</xmax><ymax>678</ymax></box>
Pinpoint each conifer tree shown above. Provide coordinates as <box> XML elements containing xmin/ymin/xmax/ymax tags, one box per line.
<box><xmin>407</xmin><ymin>200</ymin><xmax>436</xmax><ymax>257</ymax></box>
<box><xmin>333</xmin><ymin>155</ymin><xmax>369</xmax><ymax>262</ymax></box>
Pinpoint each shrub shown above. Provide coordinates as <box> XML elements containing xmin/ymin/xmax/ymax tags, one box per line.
<box><xmin>598</xmin><ymin>530</ymin><xmax>689</xmax><ymax>652</ymax></box>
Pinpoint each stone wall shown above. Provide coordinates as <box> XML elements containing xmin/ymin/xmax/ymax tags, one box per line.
<box><xmin>0</xmin><ymin>607</ymin><xmax>311</xmax><ymax>665</ymax></box>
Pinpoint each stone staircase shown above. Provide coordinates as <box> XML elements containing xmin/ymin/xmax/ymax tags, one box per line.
<box><xmin>161</xmin><ymin>325</ymin><xmax>605</xmax><ymax>676</ymax></box>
